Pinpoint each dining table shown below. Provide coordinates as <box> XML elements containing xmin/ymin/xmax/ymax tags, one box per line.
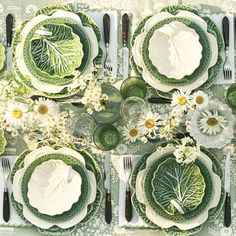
<box><xmin>0</xmin><ymin>0</ymin><xmax>236</xmax><ymax>236</ymax></box>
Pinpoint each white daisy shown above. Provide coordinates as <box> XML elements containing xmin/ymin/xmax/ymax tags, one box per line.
<box><xmin>171</xmin><ymin>90</ymin><xmax>192</xmax><ymax>111</ymax></box>
<box><xmin>191</xmin><ymin>91</ymin><xmax>209</xmax><ymax>109</ymax></box>
<box><xmin>198</xmin><ymin>110</ymin><xmax>227</xmax><ymax>135</ymax></box>
<box><xmin>189</xmin><ymin>100</ymin><xmax>235</xmax><ymax>149</ymax></box>
<box><xmin>120</xmin><ymin>124</ymin><xmax>141</xmax><ymax>143</ymax></box>
<box><xmin>137</xmin><ymin>111</ymin><xmax>161</xmax><ymax>136</ymax></box>
<box><xmin>34</xmin><ymin>98</ymin><xmax>60</xmax><ymax>120</ymax></box>
<box><xmin>5</xmin><ymin>101</ymin><xmax>28</xmax><ymax>128</ymax></box>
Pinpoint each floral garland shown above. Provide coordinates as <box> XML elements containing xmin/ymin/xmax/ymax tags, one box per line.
<box><xmin>0</xmin><ymin>72</ymin><xmax>109</xmax><ymax>146</ymax></box>
<box><xmin>119</xmin><ymin>89</ymin><xmax>234</xmax><ymax>163</ymax></box>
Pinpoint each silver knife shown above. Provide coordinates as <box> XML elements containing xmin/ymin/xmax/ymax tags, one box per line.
<box><xmin>122</xmin><ymin>13</ymin><xmax>129</xmax><ymax>79</ymax></box>
<box><xmin>104</xmin><ymin>152</ymin><xmax>112</xmax><ymax>224</ymax></box>
<box><xmin>6</xmin><ymin>14</ymin><xmax>13</xmax><ymax>75</ymax></box>
<box><xmin>224</xmin><ymin>152</ymin><xmax>231</xmax><ymax>227</ymax></box>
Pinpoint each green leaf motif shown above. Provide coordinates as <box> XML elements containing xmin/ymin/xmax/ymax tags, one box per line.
<box><xmin>0</xmin><ymin>44</ymin><xmax>5</xmax><ymax>71</ymax></box>
<box><xmin>151</xmin><ymin>158</ymin><xmax>206</xmax><ymax>215</ymax></box>
<box><xmin>30</xmin><ymin>23</ymin><xmax>83</xmax><ymax>78</ymax></box>
<box><xmin>0</xmin><ymin>130</ymin><xmax>6</xmax><ymax>155</ymax></box>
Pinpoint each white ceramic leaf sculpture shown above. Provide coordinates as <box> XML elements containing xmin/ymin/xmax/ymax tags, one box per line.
<box><xmin>27</xmin><ymin>159</ymin><xmax>82</xmax><ymax>216</ymax></box>
<box><xmin>148</xmin><ymin>21</ymin><xmax>202</xmax><ymax>80</ymax></box>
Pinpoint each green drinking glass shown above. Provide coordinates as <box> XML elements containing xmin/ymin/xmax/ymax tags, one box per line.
<box><xmin>120</xmin><ymin>77</ymin><xmax>147</xmax><ymax>99</ymax></box>
<box><xmin>226</xmin><ymin>83</ymin><xmax>236</xmax><ymax>110</ymax></box>
<box><xmin>92</xmin><ymin>85</ymin><xmax>123</xmax><ymax>124</ymax></box>
<box><xmin>93</xmin><ymin>124</ymin><xmax>120</xmax><ymax>151</ymax></box>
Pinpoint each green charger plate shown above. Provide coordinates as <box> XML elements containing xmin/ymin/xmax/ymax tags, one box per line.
<box><xmin>144</xmin><ymin>154</ymin><xmax>213</xmax><ymax>222</ymax></box>
<box><xmin>130</xmin><ymin>140</ymin><xmax>224</xmax><ymax>235</ymax></box>
<box><xmin>23</xmin><ymin>18</ymin><xmax>91</xmax><ymax>85</ymax></box>
<box><xmin>142</xmin><ymin>17</ymin><xmax>211</xmax><ymax>85</ymax></box>
<box><xmin>21</xmin><ymin>153</ymin><xmax>89</xmax><ymax>223</ymax></box>
<box><xmin>11</xmin><ymin>146</ymin><xmax>103</xmax><ymax>235</ymax></box>
<box><xmin>13</xmin><ymin>7</ymin><xmax>103</xmax><ymax>99</ymax></box>
<box><xmin>131</xmin><ymin>5</ymin><xmax>224</xmax><ymax>99</ymax></box>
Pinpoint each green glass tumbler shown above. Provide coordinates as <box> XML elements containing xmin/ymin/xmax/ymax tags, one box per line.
<box><xmin>226</xmin><ymin>83</ymin><xmax>236</xmax><ymax>110</ymax></box>
<box><xmin>93</xmin><ymin>124</ymin><xmax>120</xmax><ymax>151</ymax></box>
<box><xmin>92</xmin><ymin>85</ymin><xmax>123</xmax><ymax>124</ymax></box>
<box><xmin>120</xmin><ymin>77</ymin><xmax>147</xmax><ymax>99</ymax></box>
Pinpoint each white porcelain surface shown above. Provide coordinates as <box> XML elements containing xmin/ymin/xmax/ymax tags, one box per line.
<box><xmin>148</xmin><ymin>21</ymin><xmax>202</xmax><ymax>80</ymax></box>
<box><xmin>135</xmin><ymin>146</ymin><xmax>221</xmax><ymax>230</ymax></box>
<box><xmin>132</xmin><ymin>10</ymin><xmax>218</xmax><ymax>92</ymax></box>
<box><xmin>12</xmin><ymin>146</ymin><xmax>97</xmax><ymax>229</ymax></box>
<box><xmin>27</xmin><ymin>159</ymin><xmax>82</xmax><ymax>216</ymax></box>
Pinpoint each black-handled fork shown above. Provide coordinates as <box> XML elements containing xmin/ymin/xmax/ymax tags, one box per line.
<box><xmin>1</xmin><ymin>158</ymin><xmax>11</xmax><ymax>222</ymax></box>
<box><xmin>123</xmin><ymin>156</ymin><xmax>132</xmax><ymax>222</ymax></box>
<box><xmin>222</xmin><ymin>16</ymin><xmax>232</xmax><ymax>79</ymax></box>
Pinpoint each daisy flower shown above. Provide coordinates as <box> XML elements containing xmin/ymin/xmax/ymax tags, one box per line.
<box><xmin>137</xmin><ymin>111</ymin><xmax>161</xmax><ymax>136</ymax></box>
<box><xmin>120</xmin><ymin>124</ymin><xmax>141</xmax><ymax>143</ymax></box>
<box><xmin>191</xmin><ymin>91</ymin><xmax>209</xmax><ymax>109</ymax></box>
<box><xmin>34</xmin><ymin>98</ymin><xmax>60</xmax><ymax>121</ymax></box>
<box><xmin>4</xmin><ymin>101</ymin><xmax>28</xmax><ymax>128</ymax></box>
<box><xmin>198</xmin><ymin>110</ymin><xmax>227</xmax><ymax>135</ymax></box>
<box><xmin>189</xmin><ymin>100</ymin><xmax>234</xmax><ymax>149</ymax></box>
<box><xmin>171</xmin><ymin>90</ymin><xmax>192</xmax><ymax>111</ymax></box>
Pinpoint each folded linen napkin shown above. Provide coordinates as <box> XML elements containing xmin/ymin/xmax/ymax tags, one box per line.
<box><xmin>0</xmin><ymin>156</ymin><xmax>29</xmax><ymax>227</ymax></box>
<box><xmin>119</xmin><ymin>155</ymin><xmax>154</xmax><ymax>228</ymax></box>
<box><xmin>208</xmin><ymin>13</ymin><xmax>235</xmax><ymax>85</ymax></box>
<box><xmin>88</xmin><ymin>11</ymin><xmax>118</xmax><ymax>78</ymax></box>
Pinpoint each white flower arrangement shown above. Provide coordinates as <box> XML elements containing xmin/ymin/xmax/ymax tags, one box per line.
<box><xmin>174</xmin><ymin>137</ymin><xmax>201</xmax><ymax>165</ymax></box>
<box><xmin>72</xmin><ymin>71</ymin><xmax>109</xmax><ymax>114</ymax></box>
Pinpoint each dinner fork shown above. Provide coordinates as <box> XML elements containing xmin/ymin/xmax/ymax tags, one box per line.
<box><xmin>103</xmin><ymin>14</ymin><xmax>112</xmax><ymax>77</ymax></box>
<box><xmin>1</xmin><ymin>158</ymin><xmax>11</xmax><ymax>222</ymax></box>
<box><xmin>123</xmin><ymin>156</ymin><xmax>132</xmax><ymax>222</ymax></box>
<box><xmin>222</xmin><ymin>16</ymin><xmax>232</xmax><ymax>80</ymax></box>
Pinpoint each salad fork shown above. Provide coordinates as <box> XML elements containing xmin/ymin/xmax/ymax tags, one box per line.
<box><xmin>103</xmin><ymin>14</ymin><xmax>112</xmax><ymax>77</ymax></box>
<box><xmin>222</xmin><ymin>16</ymin><xmax>232</xmax><ymax>80</ymax></box>
<box><xmin>1</xmin><ymin>158</ymin><xmax>11</xmax><ymax>222</ymax></box>
<box><xmin>123</xmin><ymin>156</ymin><xmax>132</xmax><ymax>222</ymax></box>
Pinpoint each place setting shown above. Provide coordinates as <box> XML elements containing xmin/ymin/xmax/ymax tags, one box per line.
<box><xmin>0</xmin><ymin>1</ymin><xmax>235</xmax><ymax>236</ymax></box>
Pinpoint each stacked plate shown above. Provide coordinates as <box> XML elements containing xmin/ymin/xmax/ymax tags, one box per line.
<box><xmin>11</xmin><ymin>146</ymin><xmax>102</xmax><ymax>235</ymax></box>
<box><xmin>131</xmin><ymin>5</ymin><xmax>224</xmax><ymax>98</ymax></box>
<box><xmin>130</xmin><ymin>142</ymin><xmax>225</xmax><ymax>235</ymax></box>
<box><xmin>13</xmin><ymin>5</ymin><xmax>103</xmax><ymax>98</ymax></box>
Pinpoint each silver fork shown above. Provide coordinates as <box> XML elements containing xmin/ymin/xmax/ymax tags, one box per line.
<box><xmin>123</xmin><ymin>156</ymin><xmax>132</xmax><ymax>222</ymax></box>
<box><xmin>223</xmin><ymin>53</ymin><xmax>232</xmax><ymax>80</ymax></box>
<box><xmin>1</xmin><ymin>158</ymin><xmax>11</xmax><ymax>222</ymax></box>
<box><xmin>103</xmin><ymin>14</ymin><xmax>113</xmax><ymax>77</ymax></box>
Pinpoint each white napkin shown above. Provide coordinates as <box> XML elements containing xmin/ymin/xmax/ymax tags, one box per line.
<box><xmin>0</xmin><ymin>156</ymin><xmax>29</xmax><ymax>227</ymax></box>
<box><xmin>206</xmin><ymin>13</ymin><xmax>235</xmax><ymax>85</ymax></box>
<box><xmin>88</xmin><ymin>11</ymin><xmax>118</xmax><ymax>78</ymax></box>
<box><xmin>119</xmin><ymin>155</ymin><xmax>151</xmax><ymax>228</ymax></box>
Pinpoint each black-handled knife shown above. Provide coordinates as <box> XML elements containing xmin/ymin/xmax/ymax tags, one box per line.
<box><xmin>224</xmin><ymin>152</ymin><xmax>231</xmax><ymax>227</ymax></box>
<box><xmin>104</xmin><ymin>152</ymin><xmax>112</xmax><ymax>224</ymax></box>
<box><xmin>147</xmin><ymin>97</ymin><xmax>171</xmax><ymax>104</ymax></box>
<box><xmin>122</xmin><ymin>13</ymin><xmax>129</xmax><ymax>80</ymax></box>
<box><xmin>6</xmin><ymin>14</ymin><xmax>14</xmax><ymax>74</ymax></box>
<box><xmin>105</xmin><ymin>191</ymin><xmax>112</xmax><ymax>224</ymax></box>
<box><xmin>3</xmin><ymin>190</ymin><xmax>10</xmax><ymax>222</ymax></box>
<box><xmin>222</xmin><ymin>16</ymin><xmax>230</xmax><ymax>50</ymax></box>
<box><xmin>224</xmin><ymin>192</ymin><xmax>231</xmax><ymax>227</ymax></box>
<box><xmin>6</xmin><ymin>14</ymin><xmax>13</xmax><ymax>47</ymax></box>
<box><xmin>103</xmin><ymin>14</ymin><xmax>110</xmax><ymax>45</ymax></box>
<box><xmin>122</xmin><ymin>13</ymin><xmax>129</xmax><ymax>47</ymax></box>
